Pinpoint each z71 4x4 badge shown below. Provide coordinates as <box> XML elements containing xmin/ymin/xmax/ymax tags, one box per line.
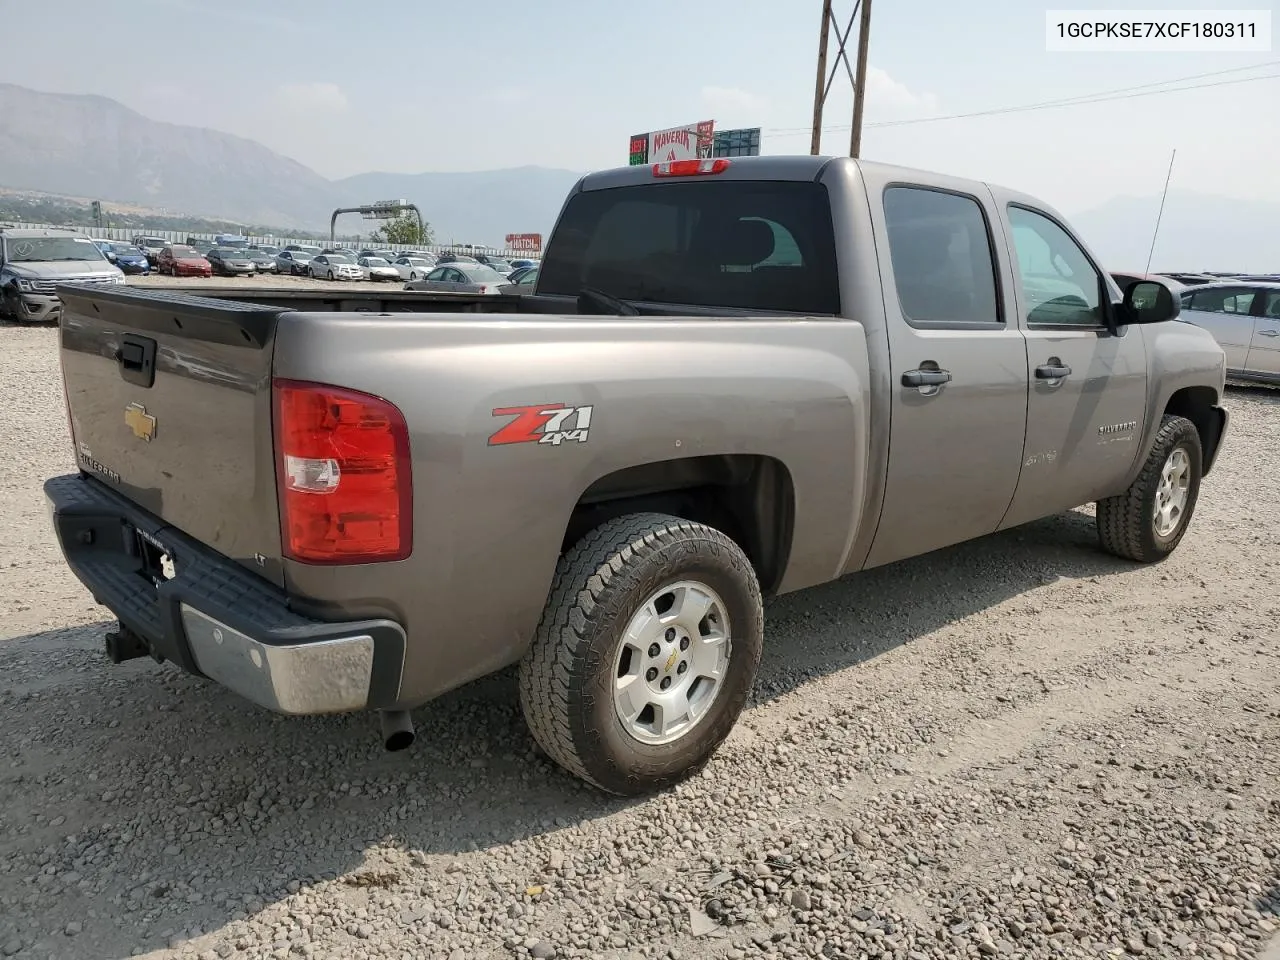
<box><xmin>488</xmin><ymin>403</ymin><xmax>594</xmax><ymax>446</ymax></box>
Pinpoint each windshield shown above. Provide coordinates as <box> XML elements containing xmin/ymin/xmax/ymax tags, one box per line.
<box><xmin>214</xmin><ymin>248</ymin><xmax>247</xmax><ymax>258</ymax></box>
<box><xmin>405</xmin><ymin>258</ymin><xmax>430</xmax><ymax>266</ymax></box>
<box><xmin>4</xmin><ymin>237</ymin><xmax>107</xmax><ymax>263</ymax></box>
<box><xmin>459</xmin><ymin>264</ymin><xmax>506</xmax><ymax>282</ymax></box>
<box><xmin>138</xmin><ymin>238</ymin><xmax>166</xmax><ymax>246</ymax></box>
<box><xmin>486</xmin><ymin>259</ymin><xmax>513</xmax><ymax>271</ymax></box>
<box><xmin>170</xmin><ymin>246</ymin><xmax>202</xmax><ymax>258</ymax></box>
<box><xmin>364</xmin><ymin>257</ymin><xmax>390</xmax><ymax>266</ymax></box>
<box><xmin>327</xmin><ymin>255</ymin><xmax>354</xmax><ymax>264</ymax></box>
<box><xmin>290</xmin><ymin>251</ymin><xmax>314</xmax><ymax>261</ymax></box>
<box><xmin>538</xmin><ymin>180</ymin><xmax>840</xmax><ymax>313</ymax></box>
<box><xmin>245</xmin><ymin>250</ymin><xmax>271</xmax><ymax>259</ymax></box>
<box><xmin>111</xmin><ymin>243</ymin><xmax>143</xmax><ymax>256</ymax></box>
<box><xmin>218</xmin><ymin>239</ymin><xmax>249</xmax><ymax>249</ymax></box>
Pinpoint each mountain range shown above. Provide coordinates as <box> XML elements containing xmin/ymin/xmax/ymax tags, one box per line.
<box><xmin>0</xmin><ymin>84</ymin><xmax>582</xmax><ymax>244</ymax></box>
<box><xmin>0</xmin><ymin>82</ymin><xmax>1276</xmax><ymax>269</ymax></box>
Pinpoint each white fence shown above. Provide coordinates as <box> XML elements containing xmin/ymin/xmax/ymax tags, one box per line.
<box><xmin>0</xmin><ymin>221</ymin><xmax>539</xmax><ymax>260</ymax></box>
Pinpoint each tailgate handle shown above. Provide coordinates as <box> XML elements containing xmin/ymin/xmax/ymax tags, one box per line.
<box><xmin>115</xmin><ymin>334</ymin><xmax>157</xmax><ymax>388</ymax></box>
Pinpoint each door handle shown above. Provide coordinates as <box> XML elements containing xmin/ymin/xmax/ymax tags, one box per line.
<box><xmin>1035</xmin><ymin>362</ymin><xmax>1072</xmax><ymax>379</ymax></box>
<box><xmin>1258</xmin><ymin>329</ymin><xmax>1280</xmax><ymax>338</ymax></box>
<box><xmin>901</xmin><ymin>368</ymin><xmax>952</xmax><ymax>388</ymax></box>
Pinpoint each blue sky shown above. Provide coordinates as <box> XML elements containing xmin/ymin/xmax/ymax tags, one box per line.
<box><xmin>2</xmin><ymin>0</ymin><xmax>1277</xmax><ymax>216</ymax></box>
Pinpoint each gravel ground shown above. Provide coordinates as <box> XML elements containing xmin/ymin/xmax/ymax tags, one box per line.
<box><xmin>1</xmin><ymin>323</ymin><xmax>1278</xmax><ymax>960</ymax></box>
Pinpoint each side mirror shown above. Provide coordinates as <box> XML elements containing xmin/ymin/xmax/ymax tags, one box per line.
<box><xmin>1121</xmin><ymin>280</ymin><xmax>1180</xmax><ymax>325</ymax></box>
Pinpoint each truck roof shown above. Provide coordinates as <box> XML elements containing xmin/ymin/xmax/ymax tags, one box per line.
<box><xmin>574</xmin><ymin>155</ymin><xmax>1050</xmax><ymax>212</ymax></box>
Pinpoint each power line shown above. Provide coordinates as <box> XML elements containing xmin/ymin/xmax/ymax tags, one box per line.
<box><xmin>768</xmin><ymin>60</ymin><xmax>1280</xmax><ymax>137</ymax></box>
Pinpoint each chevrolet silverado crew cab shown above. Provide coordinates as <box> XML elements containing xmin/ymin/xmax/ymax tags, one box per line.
<box><xmin>46</xmin><ymin>156</ymin><xmax>1229</xmax><ymax>795</ymax></box>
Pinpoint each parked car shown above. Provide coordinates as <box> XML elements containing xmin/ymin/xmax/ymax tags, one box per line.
<box><xmin>435</xmin><ymin>253</ymin><xmax>478</xmax><ymax>265</ymax></box>
<box><xmin>42</xmin><ymin>155</ymin><xmax>1228</xmax><ymax>796</ymax></box>
<box><xmin>404</xmin><ymin>262</ymin><xmax>510</xmax><ymax>294</ymax></box>
<box><xmin>207</xmin><ymin>247</ymin><xmax>258</xmax><ymax>277</ymax></box>
<box><xmin>309</xmin><ymin>253</ymin><xmax>363</xmax><ymax>281</ymax></box>
<box><xmin>357</xmin><ymin>256</ymin><xmax>400</xmax><ymax>282</ymax></box>
<box><xmin>373</xmin><ymin>249</ymin><xmax>399</xmax><ymax>263</ymax></box>
<box><xmin>284</xmin><ymin>244</ymin><xmax>323</xmax><ymax>256</ymax></box>
<box><xmin>1156</xmin><ymin>272</ymin><xmax>1219</xmax><ymax>286</ymax></box>
<box><xmin>132</xmin><ymin>236</ymin><xmax>169</xmax><ymax>260</ymax></box>
<box><xmin>276</xmin><ymin>250</ymin><xmax>313</xmax><ymax>276</ymax></box>
<box><xmin>506</xmin><ymin>265</ymin><xmax>538</xmax><ymax>285</ymax></box>
<box><xmin>250</xmin><ymin>244</ymin><xmax>281</xmax><ymax>258</ymax></box>
<box><xmin>474</xmin><ymin>254</ymin><xmax>515</xmax><ymax>275</ymax></box>
<box><xmin>499</xmin><ymin>265</ymin><xmax>539</xmax><ymax>292</ymax></box>
<box><xmin>155</xmin><ymin>244</ymin><xmax>212</xmax><ymax>277</ymax></box>
<box><xmin>0</xmin><ymin>227</ymin><xmax>124</xmax><ymax>323</ymax></box>
<box><xmin>243</xmin><ymin>249</ymin><xmax>278</xmax><ymax>275</ymax></box>
<box><xmin>391</xmin><ymin>256</ymin><xmax>436</xmax><ymax>281</ymax></box>
<box><xmin>1176</xmin><ymin>280</ymin><xmax>1280</xmax><ymax>385</ymax></box>
<box><xmin>189</xmin><ymin>239</ymin><xmax>216</xmax><ymax>256</ymax></box>
<box><xmin>108</xmin><ymin>243</ymin><xmax>152</xmax><ymax>275</ymax></box>
<box><xmin>508</xmin><ymin>258</ymin><xmax>537</xmax><ymax>272</ymax></box>
<box><xmin>92</xmin><ymin>239</ymin><xmax>116</xmax><ymax>261</ymax></box>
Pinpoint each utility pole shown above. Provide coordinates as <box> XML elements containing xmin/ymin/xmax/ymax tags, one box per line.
<box><xmin>809</xmin><ymin>0</ymin><xmax>874</xmax><ymax>157</ymax></box>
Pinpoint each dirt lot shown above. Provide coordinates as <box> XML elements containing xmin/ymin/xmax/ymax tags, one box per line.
<box><xmin>1</xmin><ymin>323</ymin><xmax>1278</xmax><ymax>960</ymax></box>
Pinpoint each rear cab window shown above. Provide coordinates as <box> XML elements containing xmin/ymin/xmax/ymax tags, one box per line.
<box><xmin>538</xmin><ymin>180</ymin><xmax>841</xmax><ymax>314</ymax></box>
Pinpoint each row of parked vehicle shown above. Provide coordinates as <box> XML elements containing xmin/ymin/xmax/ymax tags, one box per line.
<box><xmin>98</xmin><ymin>236</ymin><xmax>542</xmax><ymax>290</ymax></box>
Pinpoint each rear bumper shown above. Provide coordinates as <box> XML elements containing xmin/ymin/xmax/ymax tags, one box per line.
<box><xmin>44</xmin><ymin>473</ymin><xmax>406</xmax><ymax>715</ymax></box>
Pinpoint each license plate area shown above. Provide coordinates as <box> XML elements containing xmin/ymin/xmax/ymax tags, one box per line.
<box><xmin>133</xmin><ymin>527</ymin><xmax>177</xmax><ymax>585</ymax></box>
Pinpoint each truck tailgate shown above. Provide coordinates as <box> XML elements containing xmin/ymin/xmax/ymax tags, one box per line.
<box><xmin>58</xmin><ymin>286</ymin><xmax>287</xmax><ymax>587</ymax></box>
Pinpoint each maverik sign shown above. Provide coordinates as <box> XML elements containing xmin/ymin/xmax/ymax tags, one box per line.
<box><xmin>637</xmin><ymin>121</ymin><xmax>715</xmax><ymax>164</ymax></box>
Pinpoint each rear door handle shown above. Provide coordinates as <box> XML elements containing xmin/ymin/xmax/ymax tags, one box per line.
<box><xmin>901</xmin><ymin>368</ymin><xmax>952</xmax><ymax>388</ymax></box>
<box><xmin>1258</xmin><ymin>329</ymin><xmax>1280</xmax><ymax>337</ymax></box>
<box><xmin>1035</xmin><ymin>362</ymin><xmax>1072</xmax><ymax>379</ymax></box>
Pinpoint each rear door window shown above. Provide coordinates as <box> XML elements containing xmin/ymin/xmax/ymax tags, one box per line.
<box><xmin>538</xmin><ymin>180</ymin><xmax>840</xmax><ymax>314</ymax></box>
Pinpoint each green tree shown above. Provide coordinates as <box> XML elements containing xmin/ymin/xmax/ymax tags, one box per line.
<box><xmin>369</xmin><ymin>212</ymin><xmax>433</xmax><ymax>246</ymax></box>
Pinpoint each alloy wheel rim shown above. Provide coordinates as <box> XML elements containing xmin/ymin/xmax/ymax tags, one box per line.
<box><xmin>611</xmin><ymin>580</ymin><xmax>731</xmax><ymax>746</ymax></box>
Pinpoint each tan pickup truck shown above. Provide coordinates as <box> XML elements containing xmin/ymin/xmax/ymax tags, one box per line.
<box><xmin>46</xmin><ymin>155</ymin><xmax>1228</xmax><ymax>794</ymax></box>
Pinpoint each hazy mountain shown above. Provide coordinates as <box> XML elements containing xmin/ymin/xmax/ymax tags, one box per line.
<box><xmin>0</xmin><ymin>84</ymin><xmax>331</xmax><ymax>228</ymax></box>
<box><xmin>0</xmin><ymin>84</ymin><xmax>582</xmax><ymax>241</ymax></box>
<box><xmin>1070</xmin><ymin>191</ymin><xmax>1280</xmax><ymax>274</ymax></box>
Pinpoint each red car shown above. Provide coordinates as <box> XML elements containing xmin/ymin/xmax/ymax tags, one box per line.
<box><xmin>156</xmin><ymin>244</ymin><xmax>212</xmax><ymax>278</ymax></box>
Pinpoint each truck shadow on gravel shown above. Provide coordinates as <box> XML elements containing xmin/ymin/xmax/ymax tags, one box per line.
<box><xmin>0</xmin><ymin>508</ymin><xmax>1137</xmax><ymax>955</ymax></box>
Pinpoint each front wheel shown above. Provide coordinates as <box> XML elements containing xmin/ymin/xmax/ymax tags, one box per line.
<box><xmin>1096</xmin><ymin>414</ymin><xmax>1203</xmax><ymax>563</ymax></box>
<box><xmin>519</xmin><ymin>513</ymin><xmax>763</xmax><ymax>796</ymax></box>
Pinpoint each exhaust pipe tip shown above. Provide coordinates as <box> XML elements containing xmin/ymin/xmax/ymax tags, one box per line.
<box><xmin>380</xmin><ymin>710</ymin><xmax>415</xmax><ymax>752</ymax></box>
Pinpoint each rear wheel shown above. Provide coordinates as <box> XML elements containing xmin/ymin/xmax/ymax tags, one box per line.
<box><xmin>1096</xmin><ymin>414</ymin><xmax>1203</xmax><ymax>562</ymax></box>
<box><xmin>519</xmin><ymin>513</ymin><xmax>763</xmax><ymax>795</ymax></box>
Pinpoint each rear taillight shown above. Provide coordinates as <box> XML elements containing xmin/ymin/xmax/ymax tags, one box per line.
<box><xmin>272</xmin><ymin>379</ymin><xmax>412</xmax><ymax>564</ymax></box>
<box><xmin>652</xmin><ymin>158</ymin><xmax>731</xmax><ymax>177</ymax></box>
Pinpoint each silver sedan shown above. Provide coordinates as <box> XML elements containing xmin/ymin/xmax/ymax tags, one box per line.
<box><xmin>357</xmin><ymin>256</ymin><xmax>401</xmax><ymax>282</ymax></box>
<box><xmin>1174</xmin><ymin>280</ymin><xmax>1280</xmax><ymax>384</ymax></box>
<box><xmin>404</xmin><ymin>263</ymin><xmax>511</xmax><ymax>294</ymax></box>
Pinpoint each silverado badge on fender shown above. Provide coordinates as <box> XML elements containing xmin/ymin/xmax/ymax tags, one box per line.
<box><xmin>124</xmin><ymin>402</ymin><xmax>156</xmax><ymax>442</ymax></box>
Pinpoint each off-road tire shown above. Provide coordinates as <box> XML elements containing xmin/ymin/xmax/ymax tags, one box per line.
<box><xmin>1096</xmin><ymin>414</ymin><xmax>1202</xmax><ymax>563</ymax></box>
<box><xmin>519</xmin><ymin>513</ymin><xmax>764</xmax><ymax>796</ymax></box>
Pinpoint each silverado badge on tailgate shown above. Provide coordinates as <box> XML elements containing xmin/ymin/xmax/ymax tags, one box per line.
<box><xmin>124</xmin><ymin>402</ymin><xmax>157</xmax><ymax>442</ymax></box>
